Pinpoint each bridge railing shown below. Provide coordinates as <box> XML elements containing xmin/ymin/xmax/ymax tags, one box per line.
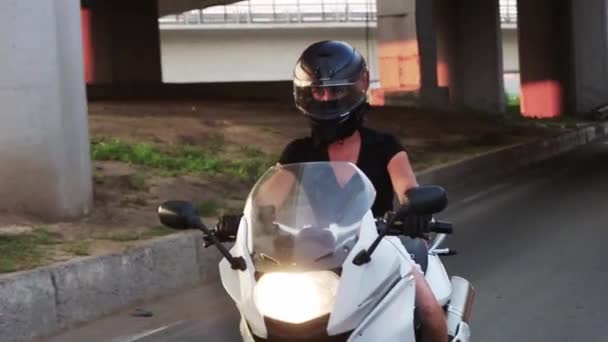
<box><xmin>500</xmin><ymin>0</ymin><xmax>517</xmax><ymax>24</ymax></box>
<box><xmin>158</xmin><ymin>0</ymin><xmax>517</xmax><ymax>26</ymax></box>
<box><xmin>158</xmin><ymin>0</ymin><xmax>377</xmax><ymax>25</ymax></box>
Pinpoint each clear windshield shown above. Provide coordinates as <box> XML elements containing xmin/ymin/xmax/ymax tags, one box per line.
<box><xmin>247</xmin><ymin>162</ymin><xmax>376</xmax><ymax>272</ymax></box>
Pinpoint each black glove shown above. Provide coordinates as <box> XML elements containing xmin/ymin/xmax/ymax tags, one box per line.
<box><xmin>404</xmin><ymin>214</ymin><xmax>433</xmax><ymax>239</ymax></box>
<box><xmin>387</xmin><ymin>212</ymin><xmax>432</xmax><ymax>239</ymax></box>
<box><xmin>216</xmin><ymin>214</ymin><xmax>242</xmax><ymax>242</ymax></box>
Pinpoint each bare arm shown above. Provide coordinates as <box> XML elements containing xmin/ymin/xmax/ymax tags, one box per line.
<box><xmin>253</xmin><ymin>164</ymin><xmax>296</xmax><ymax>209</ymax></box>
<box><xmin>413</xmin><ymin>268</ymin><xmax>449</xmax><ymax>342</ymax></box>
<box><xmin>388</xmin><ymin>151</ymin><xmax>448</xmax><ymax>341</ymax></box>
<box><xmin>387</xmin><ymin>151</ymin><xmax>418</xmax><ymax>204</ymax></box>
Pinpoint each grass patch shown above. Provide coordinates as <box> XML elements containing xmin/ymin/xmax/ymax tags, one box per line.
<box><xmin>0</xmin><ymin>229</ymin><xmax>62</xmax><ymax>273</ymax></box>
<box><xmin>91</xmin><ymin>137</ymin><xmax>276</xmax><ymax>182</ymax></box>
<box><xmin>63</xmin><ymin>240</ymin><xmax>92</xmax><ymax>256</ymax></box>
<box><xmin>196</xmin><ymin>199</ymin><xmax>225</xmax><ymax>217</ymax></box>
<box><xmin>224</xmin><ymin>147</ymin><xmax>277</xmax><ymax>182</ymax></box>
<box><xmin>502</xmin><ymin>95</ymin><xmax>586</xmax><ymax>127</ymax></box>
<box><xmin>205</xmin><ymin>133</ymin><xmax>226</xmax><ymax>153</ymax></box>
<box><xmin>139</xmin><ymin>226</ymin><xmax>175</xmax><ymax>239</ymax></box>
<box><xmin>502</xmin><ymin>110</ymin><xmax>586</xmax><ymax>129</ymax></box>
<box><xmin>121</xmin><ymin>194</ymin><xmax>148</xmax><ymax>207</ymax></box>
<box><xmin>91</xmin><ymin>138</ymin><xmax>221</xmax><ymax>173</ymax></box>
<box><xmin>506</xmin><ymin>94</ymin><xmax>521</xmax><ymax>114</ymax></box>
<box><xmin>96</xmin><ymin>226</ymin><xmax>174</xmax><ymax>242</ymax></box>
<box><xmin>128</xmin><ymin>173</ymin><xmax>147</xmax><ymax>190</ymax></box>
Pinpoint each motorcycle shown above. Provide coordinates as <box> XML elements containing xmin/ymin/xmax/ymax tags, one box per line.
<box><xmin>158</xmin><ymin>161</ymin><xmax>474</xmax><ymax>341</ymax></box>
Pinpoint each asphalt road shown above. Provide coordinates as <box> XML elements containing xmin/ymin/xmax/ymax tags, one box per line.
<box><xmin>42</xmin><ymin>139</ymin><xmax>608</xmax><ymax>342</ymax></box>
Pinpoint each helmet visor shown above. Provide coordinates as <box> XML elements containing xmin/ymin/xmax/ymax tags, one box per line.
<box><xmin>294</xmin><ymin>82</ymin><xmax>367</xmax><ymax>120</ymax></box>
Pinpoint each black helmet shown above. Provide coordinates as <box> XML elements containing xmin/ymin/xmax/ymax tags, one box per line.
<box><xmin>293</xmin><ymin>40</ymin><xmax>370</xmax><ymax>145</ymax></box>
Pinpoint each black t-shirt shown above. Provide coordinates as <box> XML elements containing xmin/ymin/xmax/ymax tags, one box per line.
<box><xmin>278</xmin><ymin>127</ymin><xmax>405</xmax><ymax>217</ymax></box>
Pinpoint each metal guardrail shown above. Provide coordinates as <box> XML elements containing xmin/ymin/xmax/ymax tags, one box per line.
<box><xmin>158</xmin><ymin>0</ymin><xmax>517</xmax><ymax>26</ymax></box>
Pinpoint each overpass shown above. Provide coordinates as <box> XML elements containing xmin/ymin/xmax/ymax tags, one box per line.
<box><xmin>154</xmin><ymin>0</ymin><xmax>521</xmax><ymax>96</ymax></box>
<box><xmin>2</xmin><ymin>0</ymin><xmax>608</xmax><ymax>219</ymax></box>
<box><xmin>157</xmin><ymin>0</ymin><xmax>381</xmax><ymax>87</ymax></box>
<box><xmin>81</xmin><ymin>0</ymin><xmax>608</xmax><ymax>118</ymax></box>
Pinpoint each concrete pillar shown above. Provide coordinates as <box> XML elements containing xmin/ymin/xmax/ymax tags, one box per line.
<box><xmin>376</xmin><ymin>0</ymin><xmax>444</xmax><ymax>107</ymax></box>
<box><xmin>451</xmin><ymin>0</ymin><xmax>504</xmax><ymax>113</ymax></box>
<box><xmin>433</xmin><ymin>0</ymin><xmax>458</xmax><ymax>104</ymax></box>
<box><xmin>518</xmin><ymin>0</ymin><xmax>568</xmax><ymax>118</ymax></box>
<box><xmin>569</xmin><ymin>0</ymin><xmax>608</xmax><ymax>114</ymax></box>
<box><xmin>83</xmin><ymin>0</ymin><xmax>162</xmax><ymax>84</ymax></box>
<box><xmin>376</xmin><ymin>0</ymin><xmax>504</xmax><ymax>112</ymax></box>
<box><xmin>376</xmin><ymin>0</ymin><xmax>421</xmax><ymax>95</ymax></box>
<box><xmin>81</xmin><ymin>7</ymin><xmax>94</xmax><ymax>83</ymax></box>
<box><xmin>0</xmin><ymin>0</ymin><xmax>93</xmax><ymax>219</ymax></box>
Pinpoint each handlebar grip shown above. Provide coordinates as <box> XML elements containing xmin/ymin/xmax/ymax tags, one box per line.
<box><xmin>429</xmin><ymin>221</ymin><xmax>453</xmax><ymax>234</ymax></box>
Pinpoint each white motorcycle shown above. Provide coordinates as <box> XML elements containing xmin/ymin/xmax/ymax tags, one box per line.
<box><xmin>158</xmin><ymin>161</ymin><xmax>474</xmax><ymax>341</ymax></box>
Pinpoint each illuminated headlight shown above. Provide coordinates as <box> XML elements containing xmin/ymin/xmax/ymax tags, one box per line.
<box><xmin>254</xmin><ymin>271</ymin><xmax>340</xmax><ymax>324</ymax></box>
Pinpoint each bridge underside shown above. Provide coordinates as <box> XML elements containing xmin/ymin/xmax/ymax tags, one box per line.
<box><xmin>82</xmin><ymin>0</ymin><xmax>608</xmax><ymax>117</ymax></box>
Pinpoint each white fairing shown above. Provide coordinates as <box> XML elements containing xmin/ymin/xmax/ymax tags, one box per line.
<box><xmin>348</xmin><ymin>275</ymin><xmax>417</xmax><ymax>341</ymax></box>
<box><xmin>425</xmin><ymin>254</ymin><xmax>452</xmax><ymax>306</ymax></box>
<box><xmin>451</xmin><ymin>322</ymin><xmax>471</xmax><ymax>342</ymax></box>
<box><xmin>219</xmin><ymin>209</ymin><xmax>268</xmax><ymax>338</ymax></box>
<box><xmin>239</xmin><ymin>317</ymin><xmax>256</xmax><ymax>342</ymax></box>
<box><xmin>327</xmin><ymin>213</ymin><xmax>416</xmax><ymax>335</ymax></box>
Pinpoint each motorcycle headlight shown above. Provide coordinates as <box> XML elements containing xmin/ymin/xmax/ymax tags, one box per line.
<box><xmin>254</xmin><ymin>271</ymin><xmax>340</xmax><ymax>324</ymax></box>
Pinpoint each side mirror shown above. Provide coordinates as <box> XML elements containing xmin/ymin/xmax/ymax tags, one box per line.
<box><xmin>158</xmin><ymin>200</ymin><xmax>200</xmax><ymax>230</ymax></box>
<box><xmin>157</xmin><ymin>200</ymin><xmax>247</xmax><ymax>271</ymax></box>
<box><xmin>405</xmin><ymin>185</ymin><xmax>448</xmax><ymax>215</ymax></box>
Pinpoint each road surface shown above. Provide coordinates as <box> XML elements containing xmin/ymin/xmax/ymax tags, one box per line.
<box><xmin>41</xmin><ymin>139</ymin><xmax>608</xmax><ymax>342</ymax></box>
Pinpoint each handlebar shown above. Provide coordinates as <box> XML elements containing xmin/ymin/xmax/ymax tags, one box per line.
<box><xmin>428</xmin><ymin>220</ymin><xmax>453</xmax><ymax>234</ymax></box>
<box><xmin>376</xmin><ymin>216</ymin><xmax>453</xmax><ymax>236</ymax></box>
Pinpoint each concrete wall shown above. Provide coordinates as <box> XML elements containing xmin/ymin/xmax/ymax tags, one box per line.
<box><xmin>160</xmin><ymin>26</ymin><xmax>379</xmax><ymax>84</ymax></box>
<box><xmin>0</xmin><ymin>0</ymin><xmax>92</xmax><ymax>219</ymax></box>
<box><xmin>159</xmin><ymin>24</ymin><xmax>520</xmax><ymax>98</ymax></box>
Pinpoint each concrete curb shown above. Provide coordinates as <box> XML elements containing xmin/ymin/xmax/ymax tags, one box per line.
<box><xmin>0</xmin><ymin>231</ymin><xmax>222</xmax><ymax>342</ymax></box>
<box><xmin>2</xmin><ymin>122</ymin><xmax>607</xmax><ymax>342</ymax></box>
<box><xmin>417</xmin><ymin>122</ymin><xmax>608</xmax><ymax>190</ymax></box>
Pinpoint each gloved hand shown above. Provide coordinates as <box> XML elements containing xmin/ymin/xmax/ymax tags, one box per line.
<box><xmin>388</xmin><ymin>212</ymin><xmax>432</xmax><ymax>239</ymax></box>
<box><xmin>404</xmin><ymin>214</ymin><xmax>433</xmax><ymax>239</ymax></box>
<box><xmin>216</xmin><ymin>214</ymin><xmax>242</xmax><ymax>242</ymax></box>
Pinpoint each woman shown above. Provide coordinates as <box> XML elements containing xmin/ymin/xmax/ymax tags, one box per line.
<box><xmin>277</xmin><ymin>40</ymin><xmax>448</xmax><ymax>342</ymax></box>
